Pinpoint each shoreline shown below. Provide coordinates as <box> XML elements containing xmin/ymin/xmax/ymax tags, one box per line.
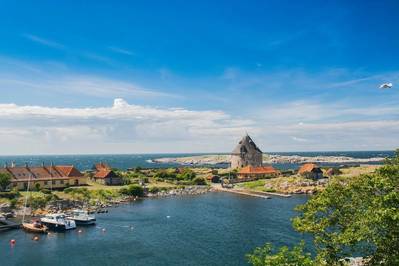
<box><xmin>152</xmin><ymin>154</ymin><xmax>386</xmax><ymax>166</ymax></box>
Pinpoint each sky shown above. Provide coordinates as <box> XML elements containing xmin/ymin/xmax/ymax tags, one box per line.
<box><xmin>0</xmin><ymin>0</ymin><xmax>398</xmax><ymax>155</ymax></box>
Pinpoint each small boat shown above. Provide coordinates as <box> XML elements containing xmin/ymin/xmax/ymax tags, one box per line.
<box><xmin>40</xmin><ymin>214</ymin><xmax>76</xmax><ymax>231</ymax></box>
<box><xmin>22</xmin><ymin>219</ymin><xmax>48</xmax><ymax>234</ymax></box>
<box><xmin>66</xmin><ymin>209</ymin><xmax>96</xmax><ymax>225</ymax></box>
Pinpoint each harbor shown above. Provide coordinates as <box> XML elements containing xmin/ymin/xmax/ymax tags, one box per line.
<box><xmin>0</xmin><ymin>192</ymin><xmax>309</xmax><ymax>266</ymax></box>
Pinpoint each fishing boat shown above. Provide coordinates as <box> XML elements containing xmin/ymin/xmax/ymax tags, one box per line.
<box><xmin>40</xmin><ymin>214</ymin><xmax>76</xmax><ymax>231</ymax></box>
<box><xmin>66</xmin><ymin>209</ymin><xmax>96</xmax><ymax>225</ymax></box>
<box><xmin>22</xmin><ymin>219</ymin><xmax>48</xmax><ymax>234</ymax></box>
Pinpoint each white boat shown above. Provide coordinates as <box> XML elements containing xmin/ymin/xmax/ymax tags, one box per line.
<box><xmin>66</xmin><ymin>209</ymin><xmax>96</xmax><ymax>225</ymax></box>
<box><xmin>40</xmin><ymin>214</ymin><xmax>76</xmax><ymax>231</ymax></box>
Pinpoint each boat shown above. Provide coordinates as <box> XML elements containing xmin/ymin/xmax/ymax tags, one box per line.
<box><xmin>22</xmin><ymin>219</ymin><xmax>48</xmax><ymax>234</ymax></box>
<box><xmin>40</xmin><ymin>214</ymin><xmax>76</xmax><ymax>231</ymax></box>
<box><xmin>66</xmin><ymin>209</ymin><xmax>96</xmax><ymax>225</ymax></box>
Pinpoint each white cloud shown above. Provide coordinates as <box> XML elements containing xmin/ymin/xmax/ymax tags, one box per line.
<box><xmin>108</xmin><ymin>46</ymin><xmax>134</xmax><ymax>56</ymax></box>
<box><xmin>22</xmin><ymin>34</ymin><xmax>65</xmax><ymax>49</ymax></box>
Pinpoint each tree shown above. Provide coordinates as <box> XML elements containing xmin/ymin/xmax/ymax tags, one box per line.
<box><xmin>247</xmin><ymin>241</ymin><xmax>314</xmax><ymax>266</ymax></box>
<box><xmin>0</xmin><ymin>172</ymin><xmax>11</xmax><ymax>191</ymax></box>
<box><xmin>292</xmin><ymin>149</ymin><xmax>399</xmax><ymax>265</ymax></box>
<box><xmin>249</xmin><ymin>149</ymin><xmax>399</xmax><ymax>265</ymax></box>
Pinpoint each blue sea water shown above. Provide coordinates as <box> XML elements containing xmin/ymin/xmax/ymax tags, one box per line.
<box><xmin>1</xmin><ymin>193</ymin><xmax>310</xmax><ymax>266</ymax></box>
<box><xmin>0</xmin><ymin>151</ymin><xmax>394</xmax><ymax>171</ymax></box>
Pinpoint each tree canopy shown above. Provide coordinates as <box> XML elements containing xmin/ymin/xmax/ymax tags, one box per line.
<box><xmin>248</xmin><ymin>149</ymin><xmax>399</xmax><ymax>266</ymax></box>
<box><xmin>0</xmin><ymin>172</ymin><xmax>11</xmax><ymax>191</ymax></box>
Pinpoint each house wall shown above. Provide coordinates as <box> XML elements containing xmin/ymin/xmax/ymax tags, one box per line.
<box><xmin>12</xmin><ymin>177</ymin><xmax>87</xmax><ymax>190</ymax></box>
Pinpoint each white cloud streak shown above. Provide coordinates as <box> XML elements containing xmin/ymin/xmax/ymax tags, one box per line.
<box><xmin>22</xmin><ymin>34</ymin><xmax>65</xmax><ymax>49</ymax></box>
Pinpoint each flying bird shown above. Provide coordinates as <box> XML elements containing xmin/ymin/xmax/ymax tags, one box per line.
<box><xmin>379</xmin><ymin>82</ymin><xmax>393</xmax><ymax>89</ymax></box>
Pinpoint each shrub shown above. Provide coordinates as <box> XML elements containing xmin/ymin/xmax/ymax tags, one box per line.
<box><xmin>193</xmin><ymin>177</ymin><xmax>207</xmax><ymax>185</ymax></box>
<box><xmin>120</xmin><ymin>184</ymin><xmax>144</xmax><ymax>197</ymax></box>
<box><xmin>149</xmin><ymin>186</ymin><xmax>160</xmax><ymax>194</ymax></box>
<box><xmin>0</xmin><ymin>191</ymin><xmax>20</xmax><ymax>199</ymax></box>
<box><xmin>0</xmin><ymin>173</ymin><xmax>11</xmax><ymax>191</ymax></box>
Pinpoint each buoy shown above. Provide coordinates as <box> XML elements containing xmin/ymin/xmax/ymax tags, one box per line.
<box><xmin>78</xmin><ymin>229</ymin><xmax>82</xmax><ymax>233</ymax></box>
<box><xmin>33</xmin><ymin>236</ymin><xmax>39</xmax><ymax>241</ymax></box>
<box><xmin>48</xmin><ymin>232</ymin><xmax>51</xmax><ymax>235</ymax></box>
<box><xmin>10</xmin><ymin>239</ymin><xmax>16</xmax><ymax>245</ymax></box>
<box><xmin>102</xmin><ymin>228</ymin><xmax>106</xmax><ymax>232</ymax></box>
<box><xmin>129</xmin><ymin>225</ymin><xmax>134</xmax><ymax>230</ymax></box>
<box><xmin>166</xmin><ymin>215</ymin><xmax>171</xmax><ymax>219</ymax></box>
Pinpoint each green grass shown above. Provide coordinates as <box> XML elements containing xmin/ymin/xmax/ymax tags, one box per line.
<box><xmin>240</xmin><ymin>180</ymin><xmax>266</xmax><ymax>190</ymax></box>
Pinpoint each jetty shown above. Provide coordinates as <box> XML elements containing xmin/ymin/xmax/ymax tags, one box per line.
<box><xmin>0</xmin><ymin>220</ymin><xmax>21</xmax><ymax>232</ymax></box>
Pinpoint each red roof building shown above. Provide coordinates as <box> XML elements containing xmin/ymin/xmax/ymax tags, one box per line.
<box><xmin>238</xmin><ymin>165</ymin><xmax>280</xmax><ymax>178</ymax></box>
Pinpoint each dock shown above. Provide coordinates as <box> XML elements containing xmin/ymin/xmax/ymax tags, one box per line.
<box><xmin>214</xmin><ymin>186</ymin><xmax>271</xmax><ymax>199</ymax></box>
<box><xmin>0</xmin><ymin>220</ymin><xmax>21</xmax><ymax>232</ymax></box>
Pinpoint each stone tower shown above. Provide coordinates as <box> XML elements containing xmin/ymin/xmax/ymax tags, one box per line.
<box><xmin>230</xmin><ymin>134</ymin><xmax>263</xmax><ymax>169</ymax></box>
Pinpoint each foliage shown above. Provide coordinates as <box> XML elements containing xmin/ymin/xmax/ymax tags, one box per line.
<box><xmin>64</xmin><ymin>187</ymin><xmax>91</xmax><ymax>201</ymax></box>
<box><xmin>177</xmin><ymin>168</ymin><xmax>196</xmax><ymax>180</ymax></box>
<box><xmin>153</xmin><ymin>170</ymin><xmax>177</xmax><ymax>180</ymax></box>
<box><xmin>34</xmin><ymin>183</ymin><xmax>41</xmax><ymax>191</ymax></box>
<box><xmin>292</xmin><ymin>148</ymin><xmax>399</xmax><ymax>265</ymax></box>
<box><xmin>149</xmin><ymin>186</ymin><xmax>160</xmax><ymax>194</ymax></box>
<box><xmin>27</xmin><ymin>194</ymin><xmax>58</xmax><ymax>210</ymax></box>
<box><xmin>120</xmin><ymin>184</ymin><xmax>144</xmax><ymax>197</ymax></box>
<box><xmin>248</xmin><ymin>149</ymin><xmax>399</xmax><ymax>265</ymax></box>
<box><xmin>0</xmin><ymin>191</ymin><xmax>20</xmax><ymax>199</ymax></box>
<box><xmin>0</xmin><ymin>172</ymin><xmax>12</xmax><ymax>191</ymax></box>
<box><xmin>192</xmin><ymin>177</ymin><xmax>207</xmax><ymax>185</ymax></box>
<box><xmin>247</xmin><ymin>241</ymin><xmax>314</xmax><ymax>266</ymax></box>
<box><xmin>242</xmin><ymin>180</ymin><xmax>266</xmax><ymax>189</ymax></box>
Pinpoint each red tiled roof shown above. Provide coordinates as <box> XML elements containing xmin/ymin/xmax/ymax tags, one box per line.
<box><xmin>239</xmin><ymin>166</ymin><xmax>280</xmax><ymax>175</ymax></box>
<box><xmin>56</xmin><ymin>166</ymin><xmax>83</xmax><ymax>177</ymax></box>
<box><xmin>94</xmin><ymin>162</ymin><xmax>111</xmax><ymax>171</ymax></box>
<box><xmin>94</xmin><ymin>169</ymin><xmax>113</xmax><ymax>179</ymax></box>
<box><xmin>0</xmin><ymin>165</ymin><xmax>83</xmax><ymax>182</ymax></box>
<box><xmin>298</xmin><ymin>163</ymin><xmax>320</xmax><ymax>174</ymax></box>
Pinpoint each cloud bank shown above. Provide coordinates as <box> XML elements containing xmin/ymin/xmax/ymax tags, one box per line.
<box><xmin>0</xmin><ymin>98</ymin><xmax>397</xmax><ymax>154</ymax></box>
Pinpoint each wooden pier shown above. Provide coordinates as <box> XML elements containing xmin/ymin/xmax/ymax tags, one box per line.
<box><xmin>0</xmin><ymin>220</ymin><xmax>21</xmax><ymax>232</ymax></box>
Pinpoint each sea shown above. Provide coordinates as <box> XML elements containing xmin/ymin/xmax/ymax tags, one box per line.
<box><xmin>0</xmin><ymin>151</ymin><xmax>394</xmax><ymax>171</ymax></box>
<box><xmin>1</xmin><ymin>193</ymin><xmax>310</xmax><ymax>266</ymax></box>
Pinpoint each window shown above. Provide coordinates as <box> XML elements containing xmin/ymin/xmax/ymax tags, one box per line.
<box><xmin>74</xmin><ymin>179</ymin><xmax>79</xmax><ymax>185</ymax></box>
<box><xmin>60</xmin><ymin>180</ymin><xmax>64</xmax><ymax>184</ymax></box>
<box><xmin>45</xmin><ymin>181</ymin><xmax>49</xmax><ymax>185</ymax></box>
<box><xmin>52</xmin><ymin>180</ymin><xmax>56</xmax><ymax>185</ymax></box>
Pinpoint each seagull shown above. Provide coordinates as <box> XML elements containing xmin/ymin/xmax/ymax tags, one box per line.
<box><xmin>379</xmin><ymin>82</ymin><xmax>393</xmax><ymax>89</ymax></box>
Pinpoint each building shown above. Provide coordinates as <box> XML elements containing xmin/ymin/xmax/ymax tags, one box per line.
<box><xmin>231</xmin><ymin>134</ymin><xmax>263</xmax><ymax>169</ymax></box>
<box><xmin>238</xmin><ymin>166</ymin><xmax>280</xmax><ymax>179</ymax></box>
<box><xmin>298</xmin><ymin>163</ymin><xmax>323</xmax><ymax>180</ymax></box>
<box><xmin>0</xmin><ymin>164</ymin><xmax>86</xmax><ymax>190</ymax></box>
<box><xmin>92</xmin><ymin>162</ymin><xmax>122</xmax><ymax>185</ymax></box>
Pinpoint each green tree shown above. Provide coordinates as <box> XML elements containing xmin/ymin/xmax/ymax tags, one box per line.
<box><xmin>249</xmin><ymin>149</ymin><xmax>399</xmax><ymax>265</ymax></box>
<box><xmin>247</xmin><ymin>241</ymin><xmax>314</xmax><ymax>266</ymax></box>
<box><xmin>0</xmin><ymin>172</ymin><xmax>11</xmax><ymax>191</ymax></box>
<box><xmin>292</xmin><ymin>151</ymin><xmax>399</xmax><ymax>265</ymax></box>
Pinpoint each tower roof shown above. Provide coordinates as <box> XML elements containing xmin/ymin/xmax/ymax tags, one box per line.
<box><xmin>232</xmin><ymin>135</ymin><xmax>262</xmax><ymax>154</ymax></box>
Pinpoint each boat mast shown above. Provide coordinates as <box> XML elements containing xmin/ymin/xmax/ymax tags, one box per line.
<box><xmin>22</xmin><ymin>167</ymin><xmax>32</xmax><ymax>224</ymax></box>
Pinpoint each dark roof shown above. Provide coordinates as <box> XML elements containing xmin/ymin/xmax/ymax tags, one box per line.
<box><xmin>232</xmin><ymin>135</ymin><xmax>262</xmax><ymax>154</ymax></box>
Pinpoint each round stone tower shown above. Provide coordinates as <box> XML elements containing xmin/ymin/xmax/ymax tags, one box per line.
<box><xmin>230</xmin><ymin>134</ymin><xmax>263</xmax><ymax>169</ymax></box>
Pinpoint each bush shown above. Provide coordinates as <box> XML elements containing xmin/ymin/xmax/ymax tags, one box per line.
<box><xmin>0</xmin><ymin>191</ymin><xmax>20</xmax><ymax>199</ymax></box>
<box><xmin>149</xmin><ymin>186</ymin><xmax>160</xmax><ymax>194</ymax></box>
<box><xmin>193</xmin><ymin>177</ymin><xmax>207</xmax><ymax>185</ymax></box>
<box><xmin>120</xmin><ymin>184</ymin><xmax>144</xmax><ymax>197</ymax></box>
<box><xmin>34</xmin><ymin>183</ymin><xmax>41</xmax><ymax>191</ymax></box>
<box><xmin>41</xmin><ymin>188</ymin><xmax>52</xmax><ymax>194</ymax></box>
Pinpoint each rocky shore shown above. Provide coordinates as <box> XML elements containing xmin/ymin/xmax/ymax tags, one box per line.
<box><xmin>147</xmin><ymin>185</ymin><xmax>211</xmax><ymax>198</ymax></box>
<box><xmin>152</xmin><ymin>154</ymin><xmax>385</xmax><ymax>166</ymax></box>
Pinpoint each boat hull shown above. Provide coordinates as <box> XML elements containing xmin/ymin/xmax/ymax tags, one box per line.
<box><xmin>74</xmin><ymin>219</ymin><xmax>96</xmax><ymax>226</ymax></box>
<box><xmin>22</xmin><ymin>223</ymin><xmax>48</xmax><ymax>234</ymax></box>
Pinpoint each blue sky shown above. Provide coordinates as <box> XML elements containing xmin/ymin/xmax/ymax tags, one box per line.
<box><xmin>0</xmin><ymin>0</ymin><xmax>398</xmax><ymax>154</ymax></box>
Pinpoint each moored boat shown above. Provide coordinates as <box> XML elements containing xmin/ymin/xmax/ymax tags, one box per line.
<box><xmin>22</xmin><ymin>219</ymin><xmax>48</xmax><ymax>234</ymax></box>
<box><xmin>40</xmin><ymin>214</ymin><xmax>76</xmax><ymax>231</ymax></box>
<box><xmin>66</xmin><ymin>209</ymin><xmax>96</xmax><ymax>225</ymax></box>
